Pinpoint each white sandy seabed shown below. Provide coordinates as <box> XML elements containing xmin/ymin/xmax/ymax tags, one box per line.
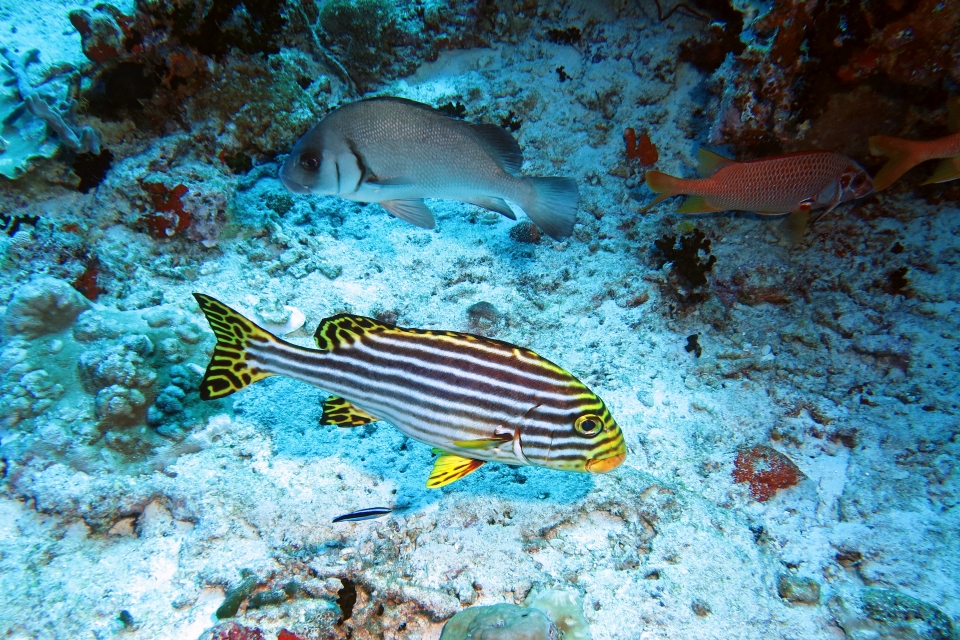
<box><xmin>0</xmin><ymin>1</ymin><xmax>958</xmax><ymax>639</ymax></box>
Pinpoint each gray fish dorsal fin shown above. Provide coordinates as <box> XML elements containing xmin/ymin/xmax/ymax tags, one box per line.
<box><xmin>380</xmin><ymin>199</ymin><xmax>436</xmax><ymax>229</ymax></box>
<box><xmin>313</xmin><ymin>313</ymin><xmax>394</xmax><ymax>351</ymax></box>
<box><xmin>471</xmin><ymin>123</ymin><xmax>524</xmax><ymax>174</ymax></box>
<box><xmin>697</xmin><ymin>148</ymin><xmax>735</xmax><ymax>177</ymax></box>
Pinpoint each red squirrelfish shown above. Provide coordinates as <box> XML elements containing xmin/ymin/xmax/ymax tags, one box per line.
<box><xmin>869</xmin><ymin>97</ymin><xmax>960</xmax><ymax>192</ymax></box>
<box><xmin>641</xmin><ymin>149</ymin><xmax>873</xmax><ymax>242</ymax></box>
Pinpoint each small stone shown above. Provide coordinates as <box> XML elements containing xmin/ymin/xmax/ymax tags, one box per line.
<box><xmin>691</xmin><ymin>599</ymin><xmax>711</xmax><ymax>616</ymax></box>
<box><xmin>467</xmin><ymin>301</ymin><xmax>499</xmax><ymax>325</ymax></box>
<box><xmin>319</xmin><ymin>264</ymin><xmax>343</xmax><ymax>280</ymax></box>
<box><xmin>777</xmin><ymin>574</ymin><xmax>820</xmax><ymax>605</ymax></box>
<box><xmin>509</xmin><ymin>221</ymin><xmax>541</xmax><ymax>243</ymax></box>
<box><xmin>247</xmin><ymin>589</ymin><xmax>288</xmax><ymax>609</ymax></box>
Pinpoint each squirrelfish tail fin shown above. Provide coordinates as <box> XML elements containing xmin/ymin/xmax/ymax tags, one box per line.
<box><xmin>193</xmin><ymin>293</ymin><xmax>278</xmax><ymax>400</ymax></box>
<box><xmin>523</xmin><ymin>177</ymin><xmax>580</xmax><ymax>241</ymax></box>
<box><xmin>640</xmin><ymin>170</ymin><xmax>684</xmax><ymax>213</ymax></box>
<box><xmin>869</xmin><ymin>135</ymin><xmax>924</xmax><ymax>191</ymax></box>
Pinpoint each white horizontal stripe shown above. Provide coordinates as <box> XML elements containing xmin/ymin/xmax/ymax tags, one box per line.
<box><xmin>365</xmin><ymin>333</ymin><xmax>579</xmax><ymax>390</ymax></box>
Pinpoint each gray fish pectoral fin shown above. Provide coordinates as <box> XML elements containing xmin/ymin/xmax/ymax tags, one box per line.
<box><xmin>464</xmin><ymin>197</ymin><xmax>516</xmax><ymax>220</ymax></box>
<box><xmin>379</xmin><ymin>199</ymin><xmax>436</xmax><ymax>229</ymax></box>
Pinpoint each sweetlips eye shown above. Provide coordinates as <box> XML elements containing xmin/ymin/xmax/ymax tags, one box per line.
<box><xmin>574</xmin><ymin>414</ymin><xmax>603</xmax><ymax>437</ymax></box>
<box><xmin>300</xmin><ymin>152</ymin><xmax>320</xmax><ymax>172</ymax></box>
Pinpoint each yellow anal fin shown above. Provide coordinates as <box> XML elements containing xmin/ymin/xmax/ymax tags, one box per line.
<box><xmin>320</xmin><ymin>396</ymin><xmax>378</xmax><ymax>427</ymax></box>
<box><xmin>450</xmin><ymin>436</ymin><xmax>512</xmax><ymax>450</ymax></box>
<box><xmin>193</xmin><ymin>293</ymin><xmax>277</xmax><ymax>400</ymax></box>
<box><xmin>426</xmin><ymin>453</ymin><xmax>486</xmax><ymax>488</ymax></box>
<box><xmin>784</xmin><ymin>209</ymin><xmax>810</xmax><ymax>247</ymax></box>
<box><xmin>923</xmin><ymin>157</ymin><xmax>960</xmax><ymax>185</ymax></box>
<box><xmin>677</xmin><ymin>196</ymin><xmax>719</xmax><ymax>214</ymax></box>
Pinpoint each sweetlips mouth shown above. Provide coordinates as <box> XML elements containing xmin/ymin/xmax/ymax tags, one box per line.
<box><xmin>585</xmin><ymin>451</ymin><xmax>626</xmax><ymax>473</ymax></box>
<box><xmin>279</xmin><ymin>171</ymin><xmax>311</xmax><ymax>194</ymax></box>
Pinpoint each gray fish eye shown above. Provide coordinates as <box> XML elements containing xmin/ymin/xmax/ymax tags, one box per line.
<box><xmin>300</xmin><ymin>153</ymin><xmax>320</xmax><ymax>172</ymax></box>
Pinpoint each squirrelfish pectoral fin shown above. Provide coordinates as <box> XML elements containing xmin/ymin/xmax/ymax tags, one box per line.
<box><xmin>426</xmin><ymin>453</ymin><xmax>486</xmax><ymax>488</ymax></box>
<box><xmin>676</xmin><ymin>195</ymin><xmax>719</xmax><ymax>214</ymax></box>
<box><xmin>696</xmin><ymin>148</ymin><xmax>735</xmax><ymax>177</ymax></box>
<box><xmin>450</xmin><ymin>435</ymin><xmax>512</xmax><ymax>450</ymax></box>
<box><xmin>320</xmin><ymin>396</ymin><xmax>379</xmax><ymax>427</ymax></box>
<box><xmin>464</xmin><ymin>197</ymin><xmax>516</xmax><ymax>220</ymax></box>
<box><xmin>380</xmin><ymin>199</ymin><xmax>436</xmax><ymax>229</ymax></box>
<box><xmin>923</xmin><ymin>157</ymin><xmax>960</xmax><ymax>185</ymax></box>
<box><xmin>784</xmin><ymin>209</ymin><xmax>810</xmax><ymax>247</ymax></box>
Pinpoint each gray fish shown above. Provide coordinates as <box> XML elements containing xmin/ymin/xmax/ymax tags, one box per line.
<box><xmin>279</xmin><ymin>97</ymin><xmax>580</xmax><ymax>240</ymax></box>
<box><xmin>332</xmin><ymin>507</ymin><xmax>393</xmax><ymax>523</ymax></box>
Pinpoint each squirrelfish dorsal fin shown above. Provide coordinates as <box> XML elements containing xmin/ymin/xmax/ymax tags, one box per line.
<box><xmin>426</xmin><ymin>453</ymin><xmax>486</xmax><ymax>488</ymax></box>
<box><xmin>313</xmin><ymin>314</ymin><xmax>393</xmax><ymax>351</ymax></box>
<box><xmin>696</xmin><ymin>148</ymin><xmax>735</xmax><ymax>177</ymax></box>
<box><xmin>948</xmin><ymin>97</ymin><xmax>960</xmax><ymax>133</ymax></box>
<box><xmin>321</xmin><ymin>395</ymin><xmax>379</xmax><ymax>427</ymax></box>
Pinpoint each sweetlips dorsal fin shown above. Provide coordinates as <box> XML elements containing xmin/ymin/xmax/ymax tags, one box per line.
<box><xmin>314</xmin><ymin>314</ymin><xmax>393</xmax><ymax>351</ymax></box>
<box><xmin>470</xmin><ymin>123</ymin><xmax>524</xmax><ymax>174</ymax></box>
<box><xmin>697</xmin><ymin>148</ymin><xmax>735</xmax><ymax>177</ymax></box>
<box><xmin>948</xmin><ymin>97</ymin><xmax>960</xmax><ymax>133</ymax></box>
<box><xmin>321</xmin><ymin>395</ymin><xmax>379</xmax><ymax>427</ymax></box>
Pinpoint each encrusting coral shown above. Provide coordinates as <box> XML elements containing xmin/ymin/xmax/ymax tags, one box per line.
<box><xmin>0</xmin><ymin>48</ymin><xmax>100</xmax><ymax>179</ymax></box>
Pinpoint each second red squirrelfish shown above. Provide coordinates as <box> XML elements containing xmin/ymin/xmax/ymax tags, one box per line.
<box><xmin>641</xmin><ymin>149</ymin><xmax>874</xmax><ymax>241</ymax></box>
<box><xmin>869</xmin><ymin>97</ymin><xmax>960</xmax><ymax>192</ymax></box>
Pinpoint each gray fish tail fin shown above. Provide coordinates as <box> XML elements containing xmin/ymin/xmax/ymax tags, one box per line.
<box><xmin>523</xmin><ymin>177</ymin><xmax>579</xmax><ymax>241</ymax></box>
<box><xmin>193</xmin><ymin>293</ymin><xmax>278</xmax><ymax>400</ymax></box>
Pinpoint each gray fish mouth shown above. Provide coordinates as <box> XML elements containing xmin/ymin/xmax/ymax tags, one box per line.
<box><xmin>279</xmin><ymin>173</ymin><xmax>311</xmax><ymax>194</ymax></box>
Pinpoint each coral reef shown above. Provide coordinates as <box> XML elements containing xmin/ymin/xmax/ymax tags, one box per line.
<box><xmin>440</xmin><ymin>603</ymin><xmax>558</xmax><ymax>640</ymax></box>
<box><xmin>0</xmin><ymin>49</ymin><xmax>100</xmax><ymax>179</ymax></box>
<box><xmin>704</xmin><ymin>0</ymin><xmax>960</xmax><ymax>155</ymax></box>
<box><xmin>0</xmin><ymin>278</ymin><xmax>218</xmax><ymax>471</ymax></box>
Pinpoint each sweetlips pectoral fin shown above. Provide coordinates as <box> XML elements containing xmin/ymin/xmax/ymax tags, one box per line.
<box><xmin>923</xmin><ymin>157</ymin><xmax>960</xmax><ymax>184</ymax></box>
<box><xmin>320</xmin><ymin>396</ymin><xmax>378</xmax><ymax>427</ymax></box>
<box><xmin>676</xmin><ymin>196</ymin><xmax>719</xmax><ymax>214</ymax></box>
<box><xmin>380</xmin><ymin>199</ymin><xmax>436</xmax><ymax>229</ymax></box>
<box><xmin>450</xmin><ymin>435</ymin><xmax>513</xmax><ymax>450</ymax></box>
<box><xmin>427</xmin><ymin>453</ymin><xmax>486</xmax><ymax>488</ymax></box>
<box><xmin>464</xmin><ymin>197</ymin><xmax>516</xmax><ymax>220</ymax></box>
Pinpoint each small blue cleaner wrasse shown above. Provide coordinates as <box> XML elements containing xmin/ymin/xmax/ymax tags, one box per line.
<box><xmin>193</xmin><ymin>294</ymin><xmax>626</xmax><ymax>488</ymax></box>
<box><xmin>278</xmin><ymin>97</ymin><xmax>580</xmax><ymax>240</ymax></box>
<box><xmin>332</xmin><ymin>507</ymin><xmax>392</xmax><ymax>523</ymax></box>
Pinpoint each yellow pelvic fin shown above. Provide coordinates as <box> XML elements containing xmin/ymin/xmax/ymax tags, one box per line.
<box><xmin>948</xmin><ymin>97</ymin><xmax>959</xmax><ymax>133</ymax></box>
<box><xmin>676</xmin><ymin>195</ymin><xmax>719</xmax><ymax>214</ymax></box>
<box><xmin>696</xmin><ymin>148</ymin><xmax>735</xmax><ymax>177</ymax></box>
<box><xmin>450</xmin><ymin>435</ymin><xmax>512</xmax><ymax>450</ymax></box>
<box><xmin>192</xmin><ymin>293</ymin><xmax>277</xmax><ymax>400</ymax></box>
<box><xmin>426</xmin><ymin>453</ymin><xmax>486</xmax><ymax>488</ymax></box>
<box><xmin>923</xmin><ymin>157</ymin><xmax>960</xmax><ymax>185</ymax></box>
<box><xmin>320</xmin><ymin>396</ymin><xmax>378</xmax><ymax>427</ymax></box>
<box><xmin>784</xmin><ymin>210</ymin><xmax>810</xmax><ymax>247</ymax></box>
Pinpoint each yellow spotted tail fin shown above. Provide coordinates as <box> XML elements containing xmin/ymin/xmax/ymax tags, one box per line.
<box><xmin>869</xmin><ymin>136</ymin><xmax>924</xmax><ymax>191</ymax></box>
<box><xmin>193</xmin><ymin>293</ymin><xmax>278</xmax><ymax>400</ymax></box>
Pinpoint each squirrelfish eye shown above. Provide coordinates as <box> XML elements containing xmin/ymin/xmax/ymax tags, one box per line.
<box><xmin>574</xmin><ymin>414</ymin><xmax>603</xmax><ymax>437</ymax></box>
<box><xmin>300</xmin><ymin>153</ymin><xmax>320</xmax><ymax>172</ymax></box>
<box><xmin>853</xmin><ymin>174</ymin><xmax>867</xmax><ymax>188</ymax></box>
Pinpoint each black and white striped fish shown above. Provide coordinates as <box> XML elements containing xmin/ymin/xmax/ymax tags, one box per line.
<box><xmin>193</xmin><ymin>294</ymin><xmax>626</xmax><ymax>488</ymax></box>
